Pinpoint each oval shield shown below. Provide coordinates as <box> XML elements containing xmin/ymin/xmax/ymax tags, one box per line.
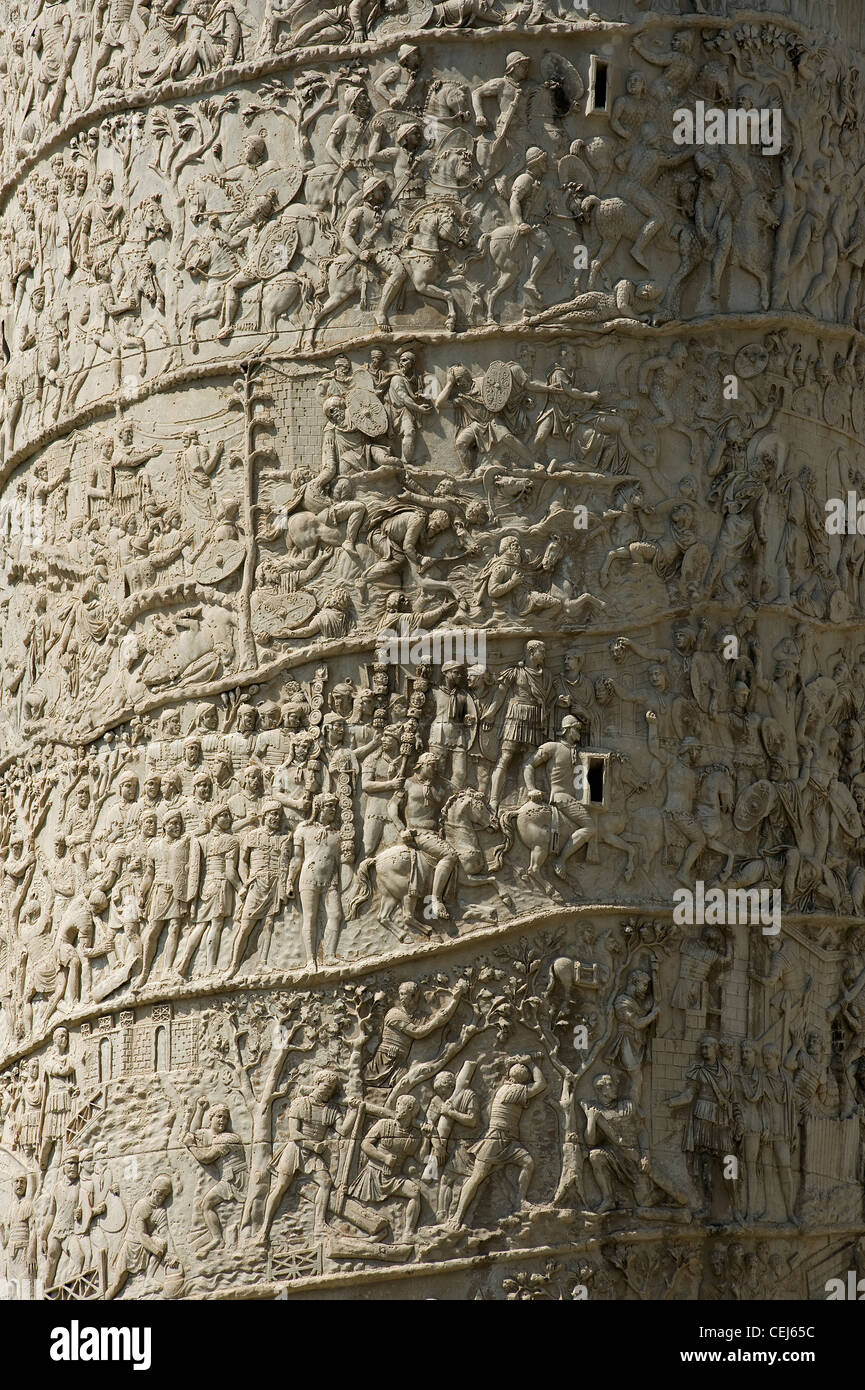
<box><xmin>346</xmin><ymin>388</ymin><xmax>389</xmax><ymax>438</ymax></box>
<box><xmin>196</xmin><ymin>539</ymin><xmax>246</xmax><ymax>586</ymax></box>
<box><xmin>482</xmin><ymin>360</ymin><xmax>514</xmax><ymax>412</ymax></box>
<box><xmin>734</xmin><ymin>778</ymin><xmax>777</xmax><ymax>832</ymax></box>
<box><xmin>255</xmin><ymin>219</ymin><xmax>299</xmax><ymax>279</ymax></box>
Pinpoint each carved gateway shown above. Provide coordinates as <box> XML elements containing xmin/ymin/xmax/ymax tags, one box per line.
<box><xmin>2</xmin><ymin>0</ymin><xmax>865</xmax><ymax>1303</ymax></box>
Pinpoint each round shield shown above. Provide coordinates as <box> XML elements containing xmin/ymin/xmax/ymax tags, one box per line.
<box><xmin>734</xmin><ymin>343</ymin><xmax>769</xmax><ymax>379</ymax></box>
<box><xmin>369</xmin><ymin>108</ymin><xmax>407</xmax><ymax>137</ymax></box>
<box><xmin>277</xmin><ymin>590</ymin><xmax>317</xmax><ymax>627</ymax></box>
<box><xmin>346</xmin><ymin>387</ymin><xmax>389</xmax><ymax>438</ymax></box>
<box><xmin>378</xmin><ymin>0</ymin><xmax>433</xmax><ymax>34</ymax></box>
<box><xmin>245</xmin><ymin>163</ymin><xmax>304</xmax><ymax>212</ymax></box>
<box><xmin>734</xmin><ymin>779</ymin><xmax>777</xmax><ymax>832</ymax></box>
<box><xmin>136</xmin><ymin>29</ymin><xmax>170</xmax><ymax>74</ymax></box>
<box><xmin>101</xmin><ymin>1189</ymin><xmax>129</xmax><ymax>1235</ymax></box>
<box><xmin>196</xmin><ymin>539</ymin><xmax>245</xmax><ymax>586</ymax></box>
<box><xmin>255</xmin><ymin>218</ymin><xmax>300</xmax><ymax>280</ymax></box>
<box><xmin>482</xmin><ymin>360</ymin><xmax>514</xmax><ymax>412</ymax></box>
<box><xmin>278</xmin><ymin>164</ymin><xmax>305</xmax><ymax>209</ymax></box>
<box><xmin>557</xmin><ymin>153</ymin><xmax>590</xmax><ymax>189</ymax></box>
<box><xmin>429</xmin><ymin>124</ymin><xmax>474</xmax><ymax>168</ymax></box>
<box><xmin>830</xmin><ymin>779</ymin><xmax>862</xmax><ymax>839</ymax></box>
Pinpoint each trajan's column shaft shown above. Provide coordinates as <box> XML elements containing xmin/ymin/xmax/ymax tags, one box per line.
<box><xmin>0</xmin><ymin>0</ymin><xmax>864</xmax><ymax>1304</ymax></box>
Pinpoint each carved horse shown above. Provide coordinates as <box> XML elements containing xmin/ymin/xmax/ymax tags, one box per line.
<box><xmin>64</xmin><ymin>197</ymin><xmax>172</xmax><ymax>411</ymax></box>
<box><xmin>261</xmin><ymin>270</ymin><xmax>315</xmax><ymax>337</ymax></box>
<box><xmin>347</xmin><ymin>788</ymin><xmax>505</xmax><ymax>936</ymax></box>
<box><xmin>478</xmin><ymin>214</ymin><xmax>557</xmax><ymax>320</ymax></box>
<box><xmin>116</xmin><ymin>195</ymin><xmax>172</xmax><ymax>316</ymax></box>
<box><xmin>732</xmin><ymin>188</ymin><xmax>779</xmax><ymax>312</ymax></box>
<box><xmin>308</xmin><ymin>201</ymin><xmax>474</xmax><ymax>342</ymax></box>
<box><xmin>574</xmin><ymin>193</ymin><xmax>667</xmax><ymax>289</ymax></box>
<box><xmin>182</xmin><ymin>233</ymin><xmax>243</xmax><ymax>346</ymax></box>
<box><xmin>544</xmin><ymin>927</ymin><xmax>626</xmax><ymax>1028</ymax></box>
<box><xmin>183</xmin><ymin>224</ymin><xmax>314</xmax><ymax>345</ymax></box>
<box><xmin>491</xmin><ymin>796</ymin><xmax>566</xmax><ymax>898</ymax></box>
<box><xmin>378</xmin><ymin>203</ymin><xmax>477</xmax><ymax>332</ymax></box>
<box><xmin>685</xmin><ymin>764</ymin><xmax>737</xmax><ymax>882</ymax></box>
<box><xmin>492</xmin><ymin>755</ymin><xmax>649</xmax><ymax>892</ymax></box>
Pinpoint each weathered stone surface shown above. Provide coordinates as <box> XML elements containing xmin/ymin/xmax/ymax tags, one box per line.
<box><xmin>1</xmin><ymin>0</ymin><xmax>864</xmax><ymax>1303</ymax></box>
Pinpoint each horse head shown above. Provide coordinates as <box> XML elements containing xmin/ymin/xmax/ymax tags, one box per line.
<box><xmin>136</xmin><ymin>195</ymin><xmax>171</xmax><ymax>244</ymax></box>
<box><xmin>443</xmin><ymin>206</ymin><xmax>472</xmax><ymax>248</ymax></box>
<box><xmin>183</xmin><ymin>240</ymin><xmax>212</xmax><ymax>277</ymax></box>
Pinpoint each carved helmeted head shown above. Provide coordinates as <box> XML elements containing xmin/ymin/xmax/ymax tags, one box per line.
<box><xmin>505</xmin><ymin>51</ymin><xmax>530</xmax><ymax>80</ymax></box>
<box><xmin>362</xmin><ymin>176</ymin><xmax>387</xmax><ymax>208</ymax></box>
<box><xmin>242</xmin><ymin>134</ymin><xmax>267</xmax><ymax>168</ymax></box>
<box><xmin>560</xmin><ymin>715</ymin><xmax>582</xmax><ymax>748</ymax></box>
<box><xmin>397</xmin><ymin>43</ymin><xmax>420</xmax><ymax>71</ymax></box>
<box><xmin>149</xmin><ymin>1176</ymin><xmax>173</xmax><ymax>1207</ymax></box>
<box><xmin>183</xmin><ymin>737</ymin><xmax>202</xmax><ymax>767</ymax></box>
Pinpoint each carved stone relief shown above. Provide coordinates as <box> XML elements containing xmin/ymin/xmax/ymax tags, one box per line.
<box><xmin>1</xmin><ymin>0</ymin><xmax>865</xmax><ymax>1303</ymax></box>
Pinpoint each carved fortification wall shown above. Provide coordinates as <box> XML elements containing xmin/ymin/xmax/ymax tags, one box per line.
<box><xmin>1</xmin><ymin>0</ymin><xmax>864</xmax><ymax>1304</ymax></box>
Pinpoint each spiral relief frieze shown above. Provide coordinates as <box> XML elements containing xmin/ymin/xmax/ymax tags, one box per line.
<box><xmin>0</xmin><ymin>0</ymin><xmax>864</xmax><ymax>1307</ymax></box>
